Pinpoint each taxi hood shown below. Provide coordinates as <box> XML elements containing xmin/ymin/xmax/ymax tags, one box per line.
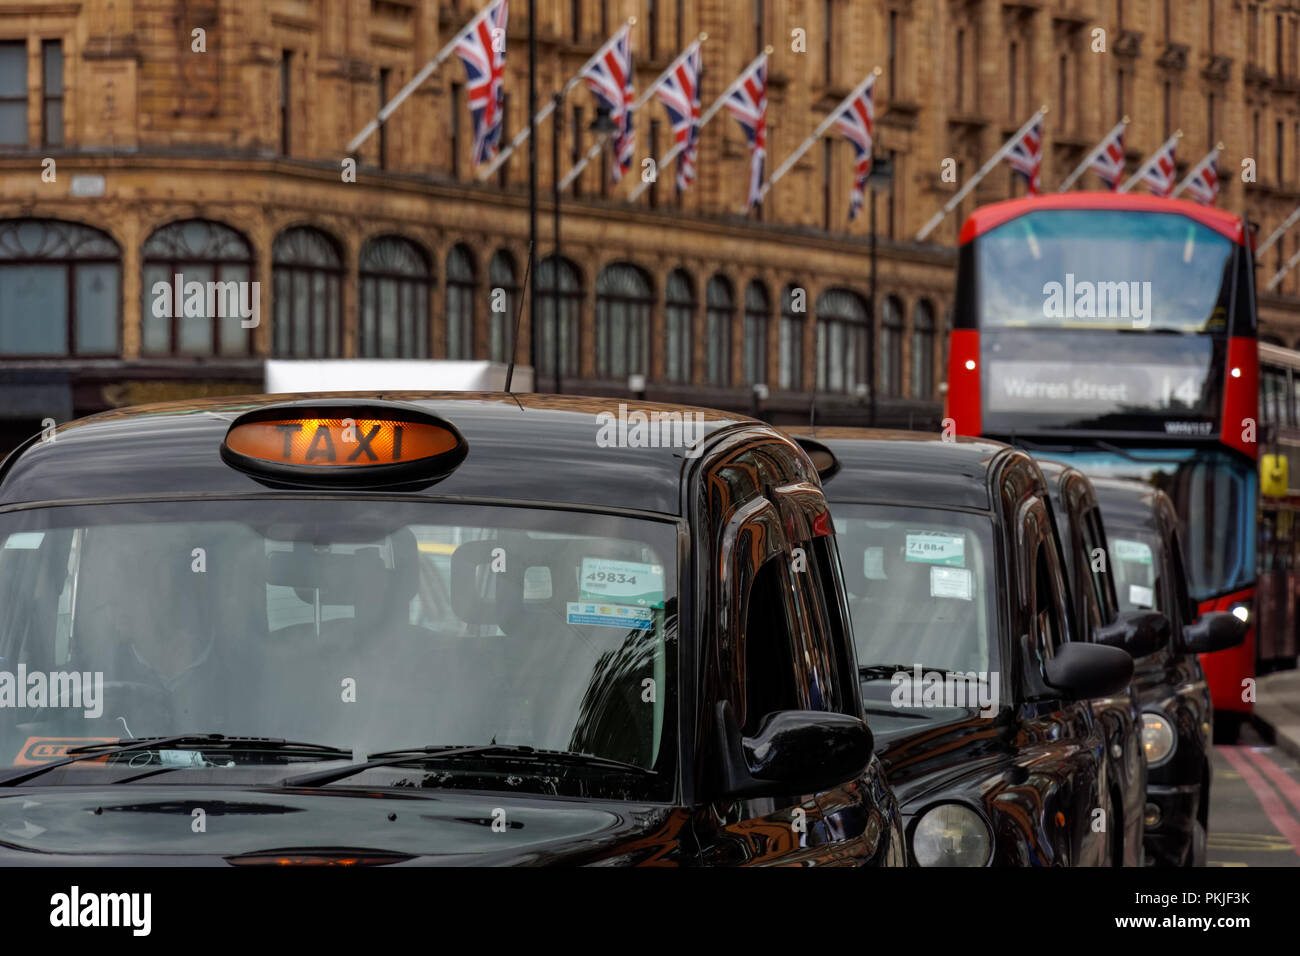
<box><xmin>0</xmin><ymin>787</ymin><xmax>685</xmax><ymax>866</ymax></box>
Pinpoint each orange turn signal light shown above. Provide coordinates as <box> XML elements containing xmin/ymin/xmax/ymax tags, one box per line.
<box><xmin>221</xmin><ymin>401</ymin><xmax>467</xmax><ymax>487</ymax></box>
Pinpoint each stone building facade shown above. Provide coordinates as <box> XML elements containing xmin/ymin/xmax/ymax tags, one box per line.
<box><xmin>1</xmin><ymin>0</ymin><xmax>1299</xmax><ymax>449</ymax></box>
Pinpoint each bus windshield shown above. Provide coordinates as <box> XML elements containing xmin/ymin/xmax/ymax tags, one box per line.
<box><xmin>975</xmin><ymin>209</ymin><xmax>1235</xmax><ymax>333</ymax></box>
<box><xmin>1044</xmin><ymin>447</ymin><xmax>1256</xmax><ymax>601</ymax></box>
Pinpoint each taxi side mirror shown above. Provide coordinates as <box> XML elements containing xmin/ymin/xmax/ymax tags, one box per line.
<box><xmin>1182</xmin><ymin>611</ymin><xmax>1248</xmax><ymax>655</ymax></box>
<box><xmin>1093</xmin><ymin>610</ymin><xmax>1171</xmax><ymax>659</ymax></box>
<box><xmin>1043</xmin><ymin>642</ymin><xmax>1134</xmax><ymax>700</ymax></box>
<box><xmin>715</xmin><ymin>701</ymin><xmax>873</xmax><ymax>799</ymax></box>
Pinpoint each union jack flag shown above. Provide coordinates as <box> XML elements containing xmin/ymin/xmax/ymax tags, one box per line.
<box><xmin>1139</xmin><ymin>137</ymin><xmax>1178</xmax><ymax>197</ymax></box>
<box><xmin>833</xmin><ymin>81</ymin><xmax>876</xmax><ymax>220</ymax></box>
<box><xmin>581</xmin><ymin>25</ymin><xmax>635</xmax><ymax>182</ymax></box>
<box><xmin>454</xmin><ymin>0</ymin><xmax>509</xmax><ymax>168</ymax></box>
<box><xmin>1006</xmin><ymin>118</ymin><xmax>1044</xmax><ymax>195</ymax></box>
<box><xmin>1183</xmin><ymin>148</ymin><xmax>1220</xmax><ymax>205</ymax></box>
<box><xmin>652</xmin><ymin>43</ymin><xmax>703</xmax><ymax>190</ymax></box>
<box><xmin>724</xmin><ymin>54</ymin><xmax>768</xmax><ymax>209</ymax></box>
<box><xmin>1090</xmin><ymin>126</ymin><xmax>1126</xmax><ymax>190</ymax></box>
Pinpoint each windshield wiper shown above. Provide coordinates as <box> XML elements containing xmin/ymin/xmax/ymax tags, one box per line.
<box><xmin>281</xmin><ymin>744</ymin><xmax>655</xmax><ymax>789</ymax></box>
<box><xmin>0</xmin><ymin>734</ymin><xmax>352</xmax><ymax>787</ymax></box>
<box><xmin>859</xmin><ymin>664</ymin><xmax>988</xmax><ymax>681</ymax></box>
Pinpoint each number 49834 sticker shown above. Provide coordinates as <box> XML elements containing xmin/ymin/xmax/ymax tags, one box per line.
<box><xmin>579</xmin><ymin>557</ymin><xmax>665</xmax><ymax>607</ymax></box>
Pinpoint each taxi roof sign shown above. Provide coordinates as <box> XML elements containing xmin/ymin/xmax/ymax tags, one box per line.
<box><xmin>220</xmin><ymin>400</ymin><xmax>467</xmax><ymax>487</ymax></box>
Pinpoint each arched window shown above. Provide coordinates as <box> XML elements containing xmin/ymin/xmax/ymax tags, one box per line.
<box><xmin>744</xmin><ymin>281</ymin><xmax>770</xmax><ymax>386</ymax></box>
<box><xmin>0</xmin><ymin>218</ymin><xmax>120</xmax><ymax>356</ymax></box>
<box><xmin>816</xmin><ymin>288</ymin><xmax>869</xmax><ymax>393</ymax></box>
<box><xmin>536</xmin><ymin>256</ymin><xmax>581</xmax><ymax>379</ymax></box>
<box><xmin>706</xmin><ymin>275</ymin><xmax>734</xmax><ymax>386</ymax></box>
<box><xmin>664</xmin><ymin>268</ymin><xmax>694</xmax><ymax>384</ymax></box>
<box><xmin>912</xmin><ymin>299</ymin><xmax>936</xmax><ymax>399</ymax></box>
<box><xmin>445</xmin><ymin>244</ymin><xmax>476</xmax><ymax>359</ymax></box>
<box><xmin>142</xmin><ymin>219</ymin><xmax>252</xmax><ymax>356</ymax></box>
<box><xmin>880</xmin><ymin>295</ymin><xmax>904</xmax><ymax>397</ymax></box>
<box><xmin>779</xmin><ymin>285</ymin><xmax>806</xmax><ymax>390</ymax></box>
<box><xmin>488</xmin><ymin>250</ymin><xmax>518</xmax><ymax>363</ymax></box>
<box><xmin>596</xmin><ymin>262</ymin><xmax>652</xmax><ymax>380</ymax></box>
<box><xmin>359</xmin><ymin>235</ymin><xmax>431</xmax><ymax>358</ymax></box>
<box><xmin>272</xmin><ymin>226</ymin><xmax>343</xmax><ymax>357</ymax></box>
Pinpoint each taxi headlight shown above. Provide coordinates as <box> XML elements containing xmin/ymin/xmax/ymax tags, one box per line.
<box><xmin>1142</xmin><ymin>712</ymin><xmax>1176</xmax><ymax>766</ymax></box>
<box><xmin>911</xmin><ymin>803</ymin><xmax>992</xmax><ymax>867</ymax></box>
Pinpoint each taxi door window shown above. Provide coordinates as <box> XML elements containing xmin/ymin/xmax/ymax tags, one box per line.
<box><xmin>1032</xmin><ymin>540</ymin><xmax>1069</xmax><ymax>661</ymax></box>
<box><xmin>1167</xmin><ymin>526</ymin><xmax>1194</xmax><ymax>627</ymax></box>
<box><xmin>807</xmin><ymin>536</ymin><xmax>859</xmax><ymax>715</ymax></box>
<box><xmin>741</xmin><ymin>557</ymin><xmax>803</xmax><ymax>734</ymax></box>
<box><xmin>1082</xmin><ymin>508</ymin><xmax>1120</xmax><ymax>626</ymax></box>
<box><xmin>784</xmin><ymin>537</ymin><xmax>847</xmax><ymax>715</ymax></box>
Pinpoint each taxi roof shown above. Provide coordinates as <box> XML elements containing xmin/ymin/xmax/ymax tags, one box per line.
<box><xmin>0</xmin><ymin>391</ymin><xmax>755</xmax><ymax>517</ymax></box>
<box><xmin>784</xmin><ymin>427</ymin><xmax>1011</xmax><ymax>511</ymax></box>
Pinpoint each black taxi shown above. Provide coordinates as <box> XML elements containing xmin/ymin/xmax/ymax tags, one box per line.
<box><xmin>1091</xmin><ymin>477</ymin><xmax>1246</xmax><ymax>867</ymax></box>
<box><xmin>788</xmin><ymin>428</ymin><xmax>1133</xmax><ymax>866</ymax></box>
<box><xmin>0</xmin><ymin>393</ymin><xmax>903</xmax><ymax>866</ymax></box>
<box><xmin>1037</xmin><ymin>460</ymin><xmax>1165</xmax><ymax>867</ymax></box>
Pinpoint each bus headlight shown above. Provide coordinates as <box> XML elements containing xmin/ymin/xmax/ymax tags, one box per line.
<box><xmin>1142</xmin><ymin>713</ymin><xmax>1176</xmax><ymax>766</ymax></box>
<box><xmin>1230</xmin><ymin>602</ymin><xmax>1250</xmax><ymax>624</ymax></box>
<box><xmin>912</xmin><ymin>803</ymin><xmax>992</xmax><ymax>866</ymax></box>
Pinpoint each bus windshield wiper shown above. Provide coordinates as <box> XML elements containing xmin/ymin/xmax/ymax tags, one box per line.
<box><xmin>280</xmin><ymin>744</ymin><xmax>655</xmax><ymax>789</ymax></box>
<box><xmin>0</xmin><ymin>734</ymin><xmax>352</xmax><ymax>787</ymax></box>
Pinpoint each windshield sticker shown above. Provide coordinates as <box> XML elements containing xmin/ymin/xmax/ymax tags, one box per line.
<box><xmin>567</xmin><ymin>601</ymin><xmax>655</xmax><ymax>630</ymax></box>
<box><xmin>1128</xmin><ymin>584</ymin><xmax>1155</xmax><ymax>609</ymax></box>
<box><xmin>930</xmin><ymin>566</ymin><xmax>974</xmax><ymax>600</ymax></box>
<box><xmin>2</xmin><ymin>532</ymin><xmax>44</xmax><ymax>550</ymax></box>
<box><xmin>14</xmin><ymin>736</ymin><xmax>115</xmax><ymax>766</ymax></box>
<box><xmin>1113</xmin><ymin>539</ymin><xmax>1153</xmax><ymax>565</ymax></box>
<box><xmin>905</xmin><ymin>532</ymin><xmax>965</xmax><ymax>566</ymax></box>
<box><xmin>864</xmin><ymin>547</ymin><xmax>886</xmax><ymax>580</ymax></box>
<box><xmin>579</xmin><ymin>558</ymin><xmax>665</xmax><ymax>608</ymax></box>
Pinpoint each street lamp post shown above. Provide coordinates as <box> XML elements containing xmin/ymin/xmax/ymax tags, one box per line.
<box><xmin>527</xmin><ymin>0</ymin><xmax>538</xmax><ymax>384</ymax></box>
<box><xmin>552</xmin><ymin>91</ymin><xmax>563</xmax><ymax>394</ymax></box>
<box><xmin>866</xmin><ymin>154</ymin><xmax>894</xmax><ymax>427</ymax></box>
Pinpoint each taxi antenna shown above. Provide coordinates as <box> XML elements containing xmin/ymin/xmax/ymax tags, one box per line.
<box><xmin>505</xmin><ymin>241</ymin><xmax>534</xmax><ymax>394</ymax></box>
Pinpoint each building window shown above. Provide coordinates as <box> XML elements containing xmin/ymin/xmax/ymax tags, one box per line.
<box><xmin>488</xmin><ymin>250</ymin><xmax>518</xmax><ymax>363</ymax></box>
<box><xmin>0</xmin><ymin>219</ymin><xmax>120</xmax><ymax>356</ymax></box>
<box><xmin>1009</xmin><ymin>42</ymin><xmax>1018</xmax><ymax>120</ymax></box>
<box><xmin>1278</xmin><ymin>14</ymin><xmax>1285</xmax><ymax>76</ymax></box>
<box><xmin>664</xmin><ymin>268</ymin><xmax>694</xmax><ymax>384</ymax></box>
<box><xmin>823</xmin><ymin>139</ymin><xmax>834</xmax><ymax>230</ymax></box>
<box><xmin>956</xmin><ymin>28</ymin><xmax>966</xmax><ymax>111</ymax></box>
<box><xmin>744</xmin><ymin>280</ymin><xmax>770</xmax><ymax>386</ymax></box>
<box><xmin>571</xmin><ymin>104</ymin><xmax>584</xmax><ymax>198</ymax></box>
<box><xmin>912</xmin><ymin>299</ymin><xmax>935</xmax><ymax>399</ymax></box>
<box><xmin>1279</xmin><ymin>121</ymin><xmax>1286</xmax><ymax>186</ymax></box>
<box><xmin>1207</xmin><ymin>92</ymin><xmax>1216</xmax><ymax>147</ymax></box>
<box><xmin>823</xmin><ymin>0</ymin><xmax>835</xmax><ymax>86</ymax></box>
<box><xmin>451</xmin><ymin>82</ymin><xmax>463</xmax><ymax>178</ymax></box>
<box><xmin>880</xmin><ymin>294</ymin><xmax>903</xmax><ymax>397</ymax></box>
<box><xmin>755</xmin><ymin>0</ymin><xmax>766</xmax><ymax>57</ymax></box>
<box><xmin>1058</xmin><ymin>54</ymin><xmax>1068</xmax><ymax>120</ymax></box>
<box><xmin>705</xmin><ymin>275</ymin><xmax>734</xmax><ymax>387</ymax></box>
<box><xmin>142</xmin><ymin>219</ymin><xmax>255</xmax><ymax>357</ymax></box>
<box><xmin>1162</xmin><ymin>81</ymin><xmax>1172</xmax><ymax>138</ymax></box>
<box><xmin>889</xmin><ymin>10</ymin><xmax>900</xmax><ymax>98</ymax></box>
<box><xmin>0</xmin><ymin>42</ymin><xmax>27</xmax><ymax>146</ymax></box>
<box><xmin>571</xmin><ymin>0</ymin><xmax>583</xmax><ymax>43</ymax></box>
<box><xmin>815</xmin><ymin>288</ymin><xmax>869</xmax><ymax>394</ymax></box>
<box><xmin>595</xmin><ymin>262</ymin><xmax>652</xmax><ymax>380</ymax></box>
<box><xmin>359</xmin><ymin>235</ymin><xmax>431</xmax><ymax>358</ymax></box>
<box><xmin>271</xmin><ymin>226</ymin><xmax>342</xmax><ymax>358</ymax></box>
<box><xmin>41</xmin><ymin>40</ymin><xmax>62</xmax><ymax>147</ymax></box>
<box><xmin>445</xmin><ymin>244</ymin><xmax>476</xmax><ymax>359</ymax></box>
<box><xmin>280</xmin><ymin>51</ymin><xmax>292</xmax><ymax>156</ymax></box>
<box><xmin>647</xmin><ymin>0</ymin><xmax>658</xmax><ymax>61</ymax></box>
<box><xmin>537</xmin><ymin>256</ymin><xmax>582</xmax><ymax>379</ymax></box>
<box><xmin>779</xmin><ymin>285</ymin><xmax>805</xmax><ymax>390</ymax></box>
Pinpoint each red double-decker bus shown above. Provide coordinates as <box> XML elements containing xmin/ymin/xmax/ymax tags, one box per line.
<box><xmin>944</xmin><ymin>192</ymin><xmax>1259</xmax><ymax>741</ymax></box>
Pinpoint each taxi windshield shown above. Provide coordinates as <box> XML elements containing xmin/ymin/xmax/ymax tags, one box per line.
<box><xmin>831</xmin><ymin>504</ymin><xmax>999</xmax><ymax>679</ymax></box>
<box><xmin>1110</xmin><ymin>532</ymin><xmax>1162</xmax><ymax>614</ymax></box>
<box><xmin>0</xmin><ymin>499</ymin><xmax>677</xmax><ymax>798</ymax></box>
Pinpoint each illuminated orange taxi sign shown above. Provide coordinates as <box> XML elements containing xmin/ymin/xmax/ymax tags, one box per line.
<box><xmin>220</xmin><ymin>401</ymin><xmax>467</xmax><ymax>486</ymax></box>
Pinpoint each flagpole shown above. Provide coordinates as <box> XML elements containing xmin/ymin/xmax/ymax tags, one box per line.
<box><xmin>1118</xmin><ymin>129</ymin><xmax>1182</xmax><ymax>193</ymax></box>
<box><xmin>478</xmin><ymin>18</ymin><xmax>637</xmax><ymax>181</ymax></box>
<box><xmin>1171</xmin><ymin>142</ymin><xmax>1224</xmax><ymax>198</ymax></box>
<box><xmin>915</xmin><ymin>105</ymin><xmax>1047</xmax><ymax>241</ymax></box>
<box><xmin>753</xmin><ymin>67</ymin><xmax>881</xmax><ymax>209</ymax></box>
<box><xmin>558</xmin><ymin>33</ymin><xmax>708</xmax><ymax>194</ymax></box>
<box><xmin>628</xmin><ymin>46</ymin><xmax>771</xmax><ymax>203</ymax></box>
<box><xmin>345</xmin><ymin>2</ymin><xmax>496</xmax><ymax>154</ymax></box>
<box><xmin>1265</xmin><ymin>242</ymin><xmax>1300</xmax><ymax>291</ymax></box>
<box><xmin>1057</xmin><ymin>116</ymin><xmax>1128</xmax><ymax>192</ymax></box>
<box><xmin>1256</xmin><ymin>203</ymin><xmax>1300</xmax><ymax>256</ymax></box>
